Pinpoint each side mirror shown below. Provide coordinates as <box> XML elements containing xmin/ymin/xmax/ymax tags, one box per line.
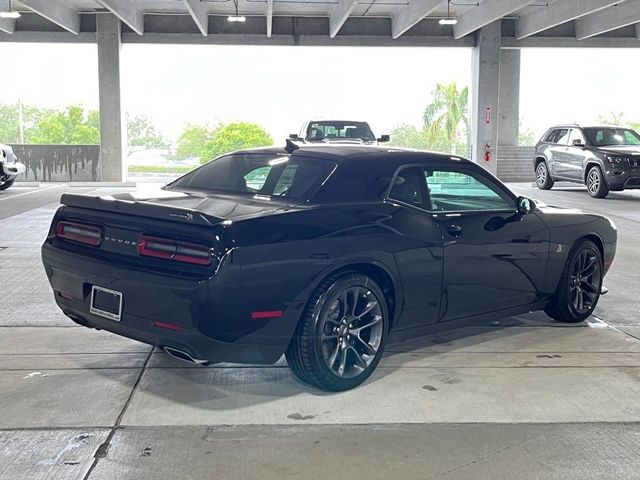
<box><xmin>289</xmin><ymin>134</ymin><xmax>301</xmax><ymax>141</ymax></box>
<box><xmin>572</xmin><ymin>139</ymin><xmax>585</xmax><ymax>148</ymax></box>
<box><xmin>377</xmin><ymin>134</ymin><xmax>390</xmax><ymax>143</ymax></box>
<box><xmin>517</xmin><ymin>196</ymin><xmax>534</xmax><ymax>215</ymax></box>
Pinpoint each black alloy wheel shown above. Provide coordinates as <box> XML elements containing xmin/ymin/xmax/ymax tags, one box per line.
<box><xmin>286</xmin><ymin>273</ymin><xmax>388</xmax><ymax>391</ymax></box>
<box><xmin>545</xmin><ymin>240</ymin><xmax>603</xmax><ymax>323</ymax></box>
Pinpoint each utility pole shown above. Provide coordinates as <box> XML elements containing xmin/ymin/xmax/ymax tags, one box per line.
<box><xmin>18</xmin><ymin>99</ymin><xmax>25</xmax><ymax>144</ymax></box>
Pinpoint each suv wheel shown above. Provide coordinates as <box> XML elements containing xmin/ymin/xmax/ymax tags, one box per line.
<box><xmin>0</xmin><ymin>178</ymin><xmax>15</xmax><ymax>191</ymax></box>
<box><xmin>285</xmin><ymin>273</ymin><xmax>388</xmax><ymax>391</ymax></box>
<box><xmin>586</xmin><ymin>165</ymin><xmax>609</xmax><ymax>198</ymax></box>
<box><xmin>535</xmin><ymin>161</ymin><xmax>554</xmax><ymax>190</ymax></box>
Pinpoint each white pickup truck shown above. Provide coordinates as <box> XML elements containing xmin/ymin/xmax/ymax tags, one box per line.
<box><xmin>290</xmin><ymin>120</ymin><xmax>389</xmax><ymax>145</ymax></box>
<box><xmin>0</xmin><ymin>143</ymin><xmax>25</xmax><ymax>190</ymax></box>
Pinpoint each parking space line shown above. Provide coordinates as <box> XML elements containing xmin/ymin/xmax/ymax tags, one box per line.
<box><xmin>0</xmin><ymin>184</ymin><xmax>64</xmax><ymax>202</ymax></box>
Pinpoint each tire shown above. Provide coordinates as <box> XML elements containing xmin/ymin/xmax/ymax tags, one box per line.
<box><xmin>585</xmin><ymin>165</ymin><xmax>609</xmax><ymax>198</ymax></box>
<box><xmin>285</xmin><ymin>272</ymin><xmax>389</xmax><ymax>391</ymax></box>
<box><xmin>0</xmin><ymin>178</ymin><xmax>15</xmax><ymax>190</ymax></box>
<box><xmin>545</xmin><ymin>240</ymin><xmax>603</xmax><ymax>323</ymax></box>
<box><xmin>535</xmin><ymin>161</ymin><xmax>554</xmax><ymax>190</ymax></box>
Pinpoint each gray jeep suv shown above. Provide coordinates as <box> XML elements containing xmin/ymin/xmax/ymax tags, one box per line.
<box><xmin>534</xmin><ymin>125</ymin><xmax>640</xmax><ymax>198</ymax></box>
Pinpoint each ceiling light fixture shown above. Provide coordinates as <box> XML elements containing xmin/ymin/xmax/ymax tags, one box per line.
<box><xmin>227</xmin><ymin>0</ymin><xmax>246</xmax><ymax>23</ymax></box>
<box><xmin>0</xmin><ymin>0</ymin><xmax>20</xmax><ymax>18</ymax></box>
<box><xmin>438</xmin><ymin>0</ymin><xmax>457</xmax><ymax>25</ymax></box>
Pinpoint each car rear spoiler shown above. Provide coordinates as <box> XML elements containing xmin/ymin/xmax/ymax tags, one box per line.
<box><xmin>60</xmin><ymin>193</ymin><xmax>225</xmax><ymax>227</ymax></box>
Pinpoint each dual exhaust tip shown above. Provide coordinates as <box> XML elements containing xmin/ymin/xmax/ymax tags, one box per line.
<box><xmin>162</xmin><ymin>346</ymin><xmax>209</xmax><ymax>365</ymax></box>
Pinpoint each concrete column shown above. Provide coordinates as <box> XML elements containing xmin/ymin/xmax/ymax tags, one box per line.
<box><xmin>470</xmin><ymin>20</ymin><xmax>501</xmax><ymax>176</ymax></box>
<box><xmin>497</xmin><ymin>49</ymin><xmax>521</xmax><ymax>147</ymax></box>
<box><xmin>97</xmin><ymin>13</ymin><xmax>125</xmax><ymax>182</ymax></box>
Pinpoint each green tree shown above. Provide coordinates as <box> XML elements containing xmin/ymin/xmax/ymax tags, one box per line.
<box><xmin>30</xmin><ymin>105</ymin><xmax>100</xmax><ymax>144</ymax></box>
<box><xmin>201</xmin><ymin>122</ymin><xmax>273</xmax><ymax>164</ymax></box>
<box><xmin>127</xmin><ymin>113</ymin><xmax>168</xmax><ymax>149</ymax></box>
<box><xmin>0</xmin><ymin>102</ymin><xmax>55</xmax><ymax>144</ymax></box>
<box><xmin>423</xmin><ymin>82</ymin><xmax>469</xmax><ymax>154</ymax></box>
<box><xmin>176</xmin><ymin>124</ymin><xmax>212</xmax><ymax>161</ymax></box>
<box><xmin>0</xmin><ymin>103</ymin><xmax>20</xmax><ymax>143</ymax></box>
<box><xmin>388</xmin><ymin>124</ymin><xmax>429</xmax><ymax>149</ymax></box>
<box><xmin>518</xmin><ymin>120</ymin><xmax>536</xmax><ymax>146</ymax></box>
<box><xmin>598</xmin><ymin>111</ymin><xmax>626</xmax><ymax>125</ymax></box>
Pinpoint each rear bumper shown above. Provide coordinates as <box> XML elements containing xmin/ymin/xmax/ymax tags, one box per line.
<box><xmin>41</xmin><ymin>242</ymin><xmax>293</xmax><ymax>365</ymax></box>
<box><xmin>60</xmin><ymin>301</ymin><xmax>280</xmax><ymax>365</ymax></box>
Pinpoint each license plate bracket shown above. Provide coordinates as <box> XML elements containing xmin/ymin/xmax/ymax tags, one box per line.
<box><xmin>90</xmin><ymin>285</ymin><xmax>123</xmax><ymax>322</ymax></box>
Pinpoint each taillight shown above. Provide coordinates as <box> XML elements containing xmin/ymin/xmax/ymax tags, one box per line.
<box><xmin>56</xmin><ymin>221</ymin><xmax>102</xmax><ymax>246</ymax></box>
<box><xmin>138</xmin><ymin>235</ymin><xmax>212</xmax><ymax>266</ymax></box>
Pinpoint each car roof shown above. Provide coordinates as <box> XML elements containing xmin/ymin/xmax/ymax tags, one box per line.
<box><xmin>240</xmin><ymin>144</ymin><xmax>470</xmax><ymax>166</ymax></box>
<box><xmin>307</xmin><ymin>120</ymin><xmax>370</xmax><ymax>124</ymax></box>
<box><xmin>549</xmin><ymin>124</ymin><xmax>628</xmax><ymax>129</ymax></box>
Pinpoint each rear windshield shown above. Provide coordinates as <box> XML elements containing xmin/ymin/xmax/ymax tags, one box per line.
<box><xmin>166</xmin><ymin>152</ymin><xmax>336</xmax><ymax>201</ymax></box>
<box><xmin>584</xmin><ymin>128</ymin><xmax>640</xmax><ymax>147</ymax></box>
<box><xmin>307</xmin><ymin>121</ymin><xmax>375</xmax><ymax>142</ymax></box>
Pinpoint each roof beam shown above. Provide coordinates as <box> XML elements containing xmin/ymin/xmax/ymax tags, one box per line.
<box><xmin>453</xmin><ymin>0</ymin><xmax>536</xmax><ymax>39</ymax></box>
<box><xmin>391</xmin><ymin>0</ymin><xmax>440</xmax><ymax>40</ymax></box>
<box><xmin>576</xmin><ymin>2</ymin><xmax>640</xmax><ymax>40</ymax></box>
<box><xmin>329</xmin><ymin>0</ymin><xmax>358</xmax><ymax>38</ymax></box>
<box><xmin>182</xmin><ymin>0</ymin><xmax>208</xmax><ymax>36</ymax></box>
<box><xmin>96</xmin><ymin>0</ymin><xmax>144</xmax><ymax>35</ymax></box>
<box><xmin>266</xmin><ymin>0</ymin><xmax>273</xmax><ymax>37</ymax></box>
<box><xmin>0</xmin><ymin>18</ymin><xmax>15</xmax><ymax>34</ymax></box>
<box><xmin>19</xmin><ymin>0</ymin><xmax>81</xmax><ymax>34</ymax></box>
<box><xmin>516</xmin><ymin>0</ymin><xmax>621</xmax><ymax>39</ymax></box>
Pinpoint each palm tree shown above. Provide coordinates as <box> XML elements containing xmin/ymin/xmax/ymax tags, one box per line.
<box><xmin>422</xmin><ymin>82</ymin><xmax>468</xmax><ymax>154</ymax></box>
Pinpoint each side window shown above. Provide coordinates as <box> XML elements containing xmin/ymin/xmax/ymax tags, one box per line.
<box><xmin>425</xmin><ymin>169</ymin><xmax>513</xmax><ymax>212</ymax></box>
<box><xmin>273</xmin><ymin>165</ymin><xmax>299</xmax><ymax>195</ymax></box>
<box><xmin>555</xmin><ymin>129</ymin><xmax>571</xmax><ymax>145</ymax></box>
<box><xmin>568</xmin><ymin>129</ymin><xmax>585</xmax><ymax>146</ymax></box>
<box><xmin>388</xmin><ymin>167</ymin><xmax>429</xmax><ymax>210</ymax></box>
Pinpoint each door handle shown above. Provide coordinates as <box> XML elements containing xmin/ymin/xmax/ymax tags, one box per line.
<box><xmin>446</xmin><ymin>224</ymin><xmax>463</xmax><ymax>237</ymax></box>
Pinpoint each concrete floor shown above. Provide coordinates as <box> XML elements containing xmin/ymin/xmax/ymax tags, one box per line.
<box><xmin>1</xmin><ymin>182</ymin><xmax>640</xmax><ymax>479</ymax></box>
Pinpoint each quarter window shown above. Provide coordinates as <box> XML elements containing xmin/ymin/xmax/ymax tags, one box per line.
<box><xmin>425</xmin><ymin>169</ymin><xmax>513</xmax><ymax>212</ymax></box>
<box><xmin>388</xmin><ymin>167</ymin><xmax>429</xmax><ymax>210</ymax></box>
<box><xmin>545</xmin><ymin>130</ymin><xmax>559</xmax><ymax>143</ymax></box>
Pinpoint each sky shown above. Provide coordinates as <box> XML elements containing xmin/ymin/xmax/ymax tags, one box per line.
<box><xmin>0</xmin><ymin>42</ymin><xmax>639</xmax><ymax>144</ymax></box>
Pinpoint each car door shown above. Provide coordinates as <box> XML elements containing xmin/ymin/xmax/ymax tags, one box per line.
<box><xmin>549</xmin><ymin>128</ymin><xmax>571</xmax><ymax>178</ymax></box>
<box><xmin>425</xmin><ymin>166</ymin><xmax>549</xmax><ymax>321</ymax></box>
<box><xmin>566</xmin><ymin>129</ymin><xmax>588</xmax><ymax>180</ymax></box>
<box><xmin>386</xmin><ymin>166</ymin><xmax>444</xmax><ymax>330</ymax></box>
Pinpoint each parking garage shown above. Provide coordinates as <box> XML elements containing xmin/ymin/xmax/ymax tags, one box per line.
<box><xmin>2</xmin><ymin>1</ymin><xmax>640</xmax><ymax>479</ymax></box>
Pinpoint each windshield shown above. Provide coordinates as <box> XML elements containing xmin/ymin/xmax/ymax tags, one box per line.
<box><xmin>583</xmin><ymin>128</ymin><xmax>640</xmax><ymax>147</ymax></box>
<box><xmin>306</xmin><ymin>121</ymin><xmax>375</xmax><ymax>142</ymax></box>
<box><xmin>166</xmin><ymin>152</ymin><xmax>336</xmax><ymax>201</ymax></box>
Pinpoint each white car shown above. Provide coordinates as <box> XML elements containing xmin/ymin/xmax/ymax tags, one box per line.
<box><xmin>0</xmin><ymin>143</ymin><xmax>25</xmax><ymax>190</ymax></box>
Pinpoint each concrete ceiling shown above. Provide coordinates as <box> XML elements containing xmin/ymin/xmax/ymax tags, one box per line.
<box><xmin>1</xmin><ymin>0</ymin><xmax>639</xmax><ymax>46</ymax></box>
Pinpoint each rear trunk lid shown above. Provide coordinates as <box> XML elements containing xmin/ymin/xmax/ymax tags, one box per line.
<box><xmin>51</xmin><ymin>189</ymin><xmax>303</xmax><ymax>276</ymax></box>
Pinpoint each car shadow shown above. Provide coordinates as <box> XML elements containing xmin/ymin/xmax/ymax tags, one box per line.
<box><xmin>73</xmin><ymin>309</ymin><xmax>597</xmax><ymax>411</ymax></box>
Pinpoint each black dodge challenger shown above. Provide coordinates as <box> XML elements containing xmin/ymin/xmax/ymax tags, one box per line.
<box><xmin>42</xmin><ymin>144</ymin><xmax>616</xmax><ymax>391</ymax></box>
